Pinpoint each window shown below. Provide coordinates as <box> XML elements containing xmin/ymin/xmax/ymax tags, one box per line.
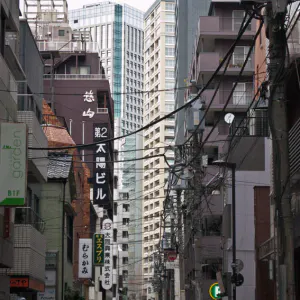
<box><xmin>123</xmin><ymin>218</ymin><xmax>129</xmax><ymax>225</ymax></box>
<box><xmin>165</xmin><ymin>103</ymin><xmax>174</xmax><ymax>111</ymax></box>
<box><xmin>233</xmin><ymin>82</ymin><xmax>252</xmax><ymax>105</ymax></box>
<box><xmin>165</xmin><ymin>47</ymin><xmax>175</xmax><ymax>56</ymax></box>
<box><xmin>70</xmin><ymin>66</ymin><xmax>90</xmax><ymax>75</ymax></box>
<box><xmin>122</xmin><ymin>244</ymin><xmax>129</xmax><ymax>251</ymax></box>
<box><xmin>165</xmin><ymin>36</ymin><xmax>175</xmax><ymax>45</ymax></box>
<box><xmin>67</xmin><ymin>216</ymin><xmax>73</xmax><ymax>262</ymax></box>
<box><xmin>165</xmin><ymin>92</ymin><xmax>174</xmax><ymax>100</ymax></box>
<box><xmin>165</xmin><ymin>81</ymin><xmax>175</xmax><ymax>89</ymax></box>
<box><xmin>201</xmin><ymin>215</ymin><xmax>222</xmax><ymax>236</ymax></box>
<box><xmin>165</xmin><ymin>13</ymin><xmax>175</xmax><ymax>22</ymax></box>
<box><xmin>233</xmin><ymin>46</ymin><xmax>251</xmax><ymax>68</ymax></box>
<box><xmin>165</xmin><ymin>70</ymin><xmax>174</xmax><ymax>78</ymax></box>
<box><xmin>165</xmin><ymin>3</ymin><xmax>175</xmax><ymax>10</ymax></box>
<box><xmin>232</xmin><ymin>11</ymin><xmax>252</xmax><ymax>31</ymax></box>
<box><xmin>123</xmin><ymin>257</ymin><xmax>129</xmax><ymax>264</ymax></box>
<box><xmin>58</xmin><ymin>30</ymin><xmax>65</xmax><ymax>36</ymax></box>
<box><xmin>165</xmin><ymin>60</ymin><xmax>175</xmax><ymax>67</ymax></box>
<box><xmin>107</xmin><ymin>24</ymin><xmax>112</xmax><ymax>48</ymax></box>
<box><xmin>165</xmin><ymin>24</ymin><xmax>175</xmax><ymax>33</ymax></box>
<box><xmin>123</xmin><ymin>231</ymin><xmax>129</xmax><ymax>238</ymax></box>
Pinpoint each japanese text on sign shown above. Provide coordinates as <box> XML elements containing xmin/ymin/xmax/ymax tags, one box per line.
<box><xmin>82</xmin><ymin>90</ymin><xmax>95</xmax><ymax>118</ymax></box>
<box><xmin>93</xmin><ymin>234</ymin><xmax>104</xmax><ymax>266</ymax></box>
<box><xmin>78</xmin><ymin>239</ymin><xmax>92</xmax><ymax>278</ymax></box>
<box><xmin>93</xmin><ymin>123</ymin><xmax>110</xmax><ymax>206</ymax></box>
<box><xmin>101</xmin><ymin>219</ymin><xmax>113</xmax><ymax>290</ymax></box>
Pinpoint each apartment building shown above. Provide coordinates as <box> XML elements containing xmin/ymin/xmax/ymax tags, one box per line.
<box><xmin>0</xmin><ymin>4</ymin><xmax>50</xmax><ymax>298</ymax></box>
<box><xmin>174</xmin><ymin>0</ymin><xmax>272</xmax><ymax>299</ymax></box>
<box><xmin>69</xmin><ymin>1</ymin><xmax>144</xmax><ymax>132</ymax></box>
<box><xmin>142</xmin><ymin>1</ymin><xmax>177</xmax><ymax>299</ymax></box>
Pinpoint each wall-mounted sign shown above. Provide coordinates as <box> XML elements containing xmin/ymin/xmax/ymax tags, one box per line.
<box><xmin>82</xmin><ymin>90</ymin><xmax>96</xmax><ymax>118</ymax></box>
<box><xmin>93</xmin><ymin>233</ymin><xmax>104</xmax><ymax>266</ymax></box>
<box><xmin>101</xmin><ymin>219</ymin><xmax>113</xmax><ymax>290</ymax></box>
<box><xmin>10</xmin><ymin>277</ymin><xmax>29</xmax><ymax>288</ymax></box>
<box><xmin>93</xmin><ymin>123</ymin><xmax>110</xmax><ymax>206</ymax></box>
<box><xmin>45</xmin><ymin>270</ymin><xmax>56</xmax><ymax>286</ymax></box>
<box><xmin>78</xmin><ymin>239</ymin><xmax>92</xmax><ymax>279</ymax></box>
<box><xmin>0</xmin><ymin>123</ymin><xmax>27</xmax><ymax>206</ymax></box>
<box><xmin>38</xmin><ymin>288</ymin><xmax>55</xmax><ymax>300</ymax></box>
<box><xmin>209</xmin><ymin>282</ymin><xmax>221</xmax><ymax>299</ymax></box>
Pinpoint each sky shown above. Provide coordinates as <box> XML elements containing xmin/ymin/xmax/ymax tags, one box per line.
<box><xmin>68</xmin><ymin>0</ymin><xmax>155</xmax><ymax>12</ymax></box>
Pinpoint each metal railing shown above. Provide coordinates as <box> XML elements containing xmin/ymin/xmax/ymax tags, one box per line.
<box><xmin>37</xmin><ymin>41</ymin><xmax>99</xmax><ymax>53</ymax></box>
<box><xmin>258</xmin><ymin>236</ymin><xmax>275</xmax><ymax>260</ymax></box>
<box><xmin>15</xmin><ymin>207</ymin><xmax>45</xmax><ymax>234</ymax></box>
<box><xmin>43</xmin><ymin>114</ymin><xmax>69</xmax><ymax>132</ymax></box>
<box><xmin>43</xmin><ymin>74</ymin><xmax>107</xmax><ymax>80</ymax></box>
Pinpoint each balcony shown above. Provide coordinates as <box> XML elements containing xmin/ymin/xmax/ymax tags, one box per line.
<box><xmin>17</xmin><ymin>111</ymin><xmax>48</xmax><ymax>182</ymax></box>
<box><xmin>6</xmin><ymin>208</ymin><xmax>46</xmax><ymax>284</ymax></box>
<box><xmin>258</xmin><ymin>236</ymin><xmax>275</xmax><ymax>260</ymax></box>
<box><xmin>196</xmin><ymin>16</ymin><xmax>256</xmax><ymax>42</ymax></box>
<box><xmin>43</xmin><ymin>74</ymin><xmax>107</xmax><ymax>80</ymax></box>
<box><xmin>196</xmin><ymin>52</ymin><xmax>254</xmax><ymax>77</ymax></box>
<box><xmin>202</xmin><ymin>89</ymin><xmax>253</xmax><ymax>111</ymax></box>
<box><xmin>37</xmin><ymin>41</ymin><xmax>99</xmax><ymax>53</ymax></box>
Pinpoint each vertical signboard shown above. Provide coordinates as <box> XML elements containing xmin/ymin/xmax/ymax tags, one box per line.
<box><xmin>93</xmin><ymin>233</ymin><xmax>104</xmax><ymax>266</ymax></box>
<box><xmin>78</xmin><ymin>239</ymin><xmax>92</xmax><ymax>279</ymax></box>
<box><xmin>93</xmin><ymin>123</ymin><xmax>110</xmax><ymax>206</ymax></box>
<box><xmin>101</xmin><ymin>219</ymin><xmax>113</xmax><ymax>290</ymax></box>
<box><xmin>0</xmin><ymin>123</ymin><xmax>27</xmax><ymax>206</ymax></box>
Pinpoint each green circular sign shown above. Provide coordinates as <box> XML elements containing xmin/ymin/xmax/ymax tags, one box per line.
<box><xmin>209</xmin><ymin>283</ymin><xmax>221</xmax><ymax>299</ymax></box>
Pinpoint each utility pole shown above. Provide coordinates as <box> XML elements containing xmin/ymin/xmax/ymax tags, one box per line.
<box><xmin>192</xmin><ymin>132</ymin><xmax>203</xmax><ymax>300</ymax></box>
<box><xmin>267</xmin><ymin>6</ymin><xmax>295</xmax><ymax>300</ymax></box>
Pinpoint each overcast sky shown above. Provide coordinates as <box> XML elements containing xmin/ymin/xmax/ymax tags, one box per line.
<box><xmin>68</xmin><ymin>0</ymin><xmax>155</xmax><ymax>12</ymax></box>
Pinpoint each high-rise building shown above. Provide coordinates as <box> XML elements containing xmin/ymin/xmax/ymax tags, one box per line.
<box><xmin>69</xmin><ymin>1</ymin><xmax>144</xmax><ymax>133</ymax></box>
<box><xmin>142</xmin><ymin>1</ymin><xmax>178</xmax><ymax>299</ymax></box>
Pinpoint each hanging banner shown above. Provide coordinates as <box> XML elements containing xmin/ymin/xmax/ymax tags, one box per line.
<box><xmin>78</xmin><ymin>239</ymin><xmax>92</xmax><ymax>278</ymax></box>
<box><xmin>93</xmin><ymin>123</ymin><xmax>111</xmax><ymax>206</ymax></box>
<box><xmin>101</xmin><ymin>219</ymin><xmax>113</xmax><ymax>290</ymax></box>
<box><xmin>93</xmin><ymin>233</ymin><xmax>104</xmax><ymax>266</ymax></box>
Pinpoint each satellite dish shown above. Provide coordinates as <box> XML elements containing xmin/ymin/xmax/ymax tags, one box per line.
<box><xmin>224</xmin><ymin>113</ymin><xmax>235</xmax><ymax>124</ymax></box>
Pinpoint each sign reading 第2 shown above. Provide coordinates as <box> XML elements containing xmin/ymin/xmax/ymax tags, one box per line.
<box><xmin>78</xmin><ymin>239</ymin><xmax>92</xmax><ymax>279</ymax></box>
<box><xmin>101</xmin><ymin>219</ymin><xmax>113</xmax><ymax>290</ymax></box>
<box><xmin>0</xmin><ymin>123</ymin><xmax>27</xmax><ymax>206</ymax></box>
<box><xmin>93</xmin><ymin>233</ymin><xmax>104</xmax><ymax>266</ymax></box>
<box><xmin>93</xmin><ymin>123</ymin><xmax>110</xmax><ymax>206</ymax></box>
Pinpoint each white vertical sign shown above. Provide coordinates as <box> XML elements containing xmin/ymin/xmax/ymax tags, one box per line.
<box><xmin>78</xmin><ymin>238</ymin><xmax>92</xmax><ymax>278</ymax></box>
<box><xmin>101</xmin><ymin>218</ymin><xmax>113</xmax><ymax>290</ymax></box>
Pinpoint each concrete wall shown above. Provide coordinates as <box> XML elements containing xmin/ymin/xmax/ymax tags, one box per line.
<box><xmin>224</xmin><ymin>138</ymin><xmax>271</xmax><ymax>299</ymax></box>
<box><xmin>32</xmin><ymin>181</ymin><xmax>73</xmax><ymax>300</ymax></box>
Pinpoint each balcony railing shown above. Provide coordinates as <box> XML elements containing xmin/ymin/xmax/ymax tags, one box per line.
<box><xmin>44</xmin><ymin>74</ymin><xmax>107</xmax><ymax>80</ymax></box>
<box><xmin>43</xmin><ymin>114</ymin><xmax>69</xmax><ymax>132</ymax></box>
<box><xmin>37</xmin><ymin>41</ymin><xmax>99</xmax><ymax>53</ymax></box>
<box><xmin>258</xmin><ymin>236</ymin><xmax>275</xmax><ymax>260</ymax></box>
<box><xmin>15</xmin><ymin>207</ymin><xmax>45</xmax><ymax>234</ymax></box>
<box><xmin>289</xmin><ymin>117</ymin><xmax>300</xmax><ymax>178</ymax></box>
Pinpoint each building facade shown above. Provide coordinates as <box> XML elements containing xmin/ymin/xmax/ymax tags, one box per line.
<box><xmin>174</xmin><ymin>0</ymin><xmax>271</xmax><ymax>299</ymax></box>
<box><xmin>69</xmin><ymin>1</ymin><xmax>144</xmax><ymax>132</ymax></box>
<box><xmin>142</xmin><ymin>1</ymin><xmax>178</xmax><ymax>299</ymax></box>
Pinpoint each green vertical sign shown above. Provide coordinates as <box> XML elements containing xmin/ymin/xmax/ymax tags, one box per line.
<box><xmin>93</xmin><ymin>234</ymin><xmax>104</xmax><ymax>266</ymax></box>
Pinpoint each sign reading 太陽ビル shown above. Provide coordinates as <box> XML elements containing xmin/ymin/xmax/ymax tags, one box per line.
<box><xmin>93</xmin><ymin>233</ymin><xmax>104</xmax><ymax>266</ymax></box>
<box><xmin>0</xmin><ymin>123</ymin><xmax>27</xmax><ymax>206</ymax></box>
<box><xmin>93</xmin><ymin>123</ymin><xmax>110</xmax><ymax>206</ymax></box>
<box><xmin>101</xmin><ymin>219</ymin><xmax>113</xmax><ymax>290</ymax></box>
<box><xmin>78</xmin><ymin>239</ymin><xmax>92</xmax><ymax>279</ymax></box>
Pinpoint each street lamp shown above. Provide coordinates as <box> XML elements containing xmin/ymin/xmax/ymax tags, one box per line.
<box><xmin>211</xmin><ymin>160</ymin><xmax>236</xmax><ymax>300</ymax></box>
